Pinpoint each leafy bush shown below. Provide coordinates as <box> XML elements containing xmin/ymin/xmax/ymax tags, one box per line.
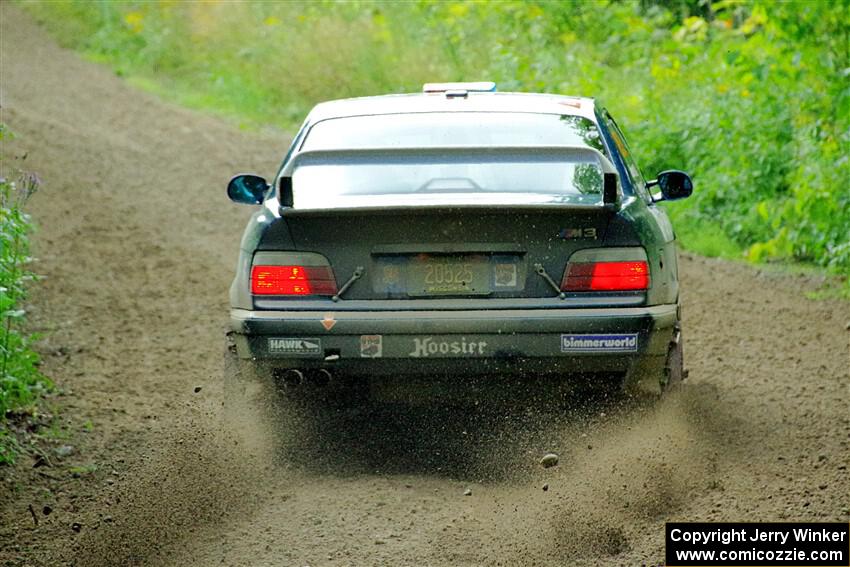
<box><xmin>1</xmin><ymin>168</ymin><xmax>52</xmax><ymax>464</ymax></box>
<box><xmin>21</xmin><ymin>0</ymin><xmax>850</xmax><ymax>278</ymax></box>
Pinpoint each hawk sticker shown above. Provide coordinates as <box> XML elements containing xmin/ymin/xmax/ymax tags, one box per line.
<box><xmin>267</xmin><ymin>338</ymin><xmax>322</xmax><ymax>356</ymax></box>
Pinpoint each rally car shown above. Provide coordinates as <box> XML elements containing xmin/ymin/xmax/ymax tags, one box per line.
<box><xmin>226</xmin><ymin>82</ymin><xmax>692</xmax><ymax>401</ymax></box>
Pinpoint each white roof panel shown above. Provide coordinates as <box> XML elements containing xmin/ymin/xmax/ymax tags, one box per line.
<box><xmin>306</xmin><ymin>92</ymin><xmax>598</xmax><ymax>123</ymax></box>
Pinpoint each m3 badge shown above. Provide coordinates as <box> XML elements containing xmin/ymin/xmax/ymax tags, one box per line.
<box><xmin>559</xmin><ymin>227</ymin><xmax>597</xmax><ymax>240</ymax></box>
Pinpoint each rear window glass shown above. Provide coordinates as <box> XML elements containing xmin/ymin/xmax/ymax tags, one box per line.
<box><xmin>291</xmin><ymin>149</ymin><xmax>605</xmax><ymax>209</ymax></box>
<box><xmin>301</xmin><ymin>112</ymin><xmax>606</xmax><ymax>154</ymax></box>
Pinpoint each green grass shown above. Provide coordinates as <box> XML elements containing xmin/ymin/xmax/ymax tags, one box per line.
<box><xmin>0</xmin><ymin>428</ymin><xmax>21</xmax><ymax>464</ymax></box>
<box><xmin>806</xmin><ymin>283</ymin><xmax>850</xmax><ymax>301</ymax></box>
<box><xmin>1</xmin><ymin>162</ymin><xmax>53</xmax><ymax>464</ymax></box>
<box><xmin>667</xmin><ymin>204</ymin><xmax>744</xmax><ymax>260</ymax></box>
<box><xmin>68</xmin><ymin>463</ymin><xmax>98</xmax><ymax>476</ymax></box>
<box><xmin>123</xmin><ymin>75</ymin><xmax>272</xmax><ymax>131</ymax></box>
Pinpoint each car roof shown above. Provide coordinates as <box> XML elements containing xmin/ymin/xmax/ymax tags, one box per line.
<box><xmin>306</xmin><ymin>92</ymin><xmax>599</xmax><ymax>124</ymax></box>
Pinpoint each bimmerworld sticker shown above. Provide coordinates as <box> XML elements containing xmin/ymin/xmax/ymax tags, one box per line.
<box><xmin>268</xmin><ymin>338</ymin><xmax>322</xmax><ymax>356</ymax></box>
<box><xmin>560</xmin><ymin>334</ymin><xmax>638</xmax><ymax>353</ymax></box>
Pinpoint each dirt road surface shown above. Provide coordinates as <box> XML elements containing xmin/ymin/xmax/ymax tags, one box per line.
<box><xmin>1</xmin><ymin>5</ymin><xmax>848</xmax><ymax>566</ymax></box>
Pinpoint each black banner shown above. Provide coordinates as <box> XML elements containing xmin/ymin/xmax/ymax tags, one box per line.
<box><xmin>666</xmin><ymin>522</ymin><xmax>849</xmax><ymax>566</ymax></box>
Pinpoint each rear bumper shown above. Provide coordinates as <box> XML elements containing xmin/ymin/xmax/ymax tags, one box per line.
<box><xmin>229</xmin><ymin>304</ymin><xmax>678</xmax><ymax>383</ymax></box>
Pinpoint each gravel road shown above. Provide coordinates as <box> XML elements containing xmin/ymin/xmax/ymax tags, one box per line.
<box><xmin>1</xmin><ymin>5</ymin><xmax>848</xmax><ymax>566</ymax></box>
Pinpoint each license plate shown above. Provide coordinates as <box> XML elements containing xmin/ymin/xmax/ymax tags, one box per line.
<box><xmin>408</xmin><ymin>255</ymin><xmax>490</xmax><ymax>296</ymax></box>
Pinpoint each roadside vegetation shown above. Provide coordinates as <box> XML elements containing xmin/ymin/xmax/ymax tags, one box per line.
<box><xmin>19</xmin><ymin>0</ymin><xmax>850</xmax><ymax>288</ymax></box>
<box><xmin>1</xmin><ymin>127</ymin><xmax>52</xmax><ymax>464</ymax></box>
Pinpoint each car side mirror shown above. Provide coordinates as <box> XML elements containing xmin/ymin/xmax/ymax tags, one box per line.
<box><xmin>227</xmin><ymin>174</ymin><xmax>268</xmax><ymax>205</ymax></box>
<box><xmin>647</xmin><ymin>170</ymin><xmax>693</xmax><ymax>201</ymax></box>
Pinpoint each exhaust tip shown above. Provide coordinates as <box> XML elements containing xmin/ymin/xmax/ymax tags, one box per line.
<box><xmin>306</xmin><ymin>368</ymin><xmax>332</xmax><ymax>387</ymax></box>
<box><xmin>279</xmin><ymin>369</ymin><xmax>304</xmax><ymax>386</ymax></box>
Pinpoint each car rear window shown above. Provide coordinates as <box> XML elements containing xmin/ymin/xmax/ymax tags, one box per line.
<box><xmin>290</xmin><ymin>148</ymin><xmax>606</xmax><ymax>209</ymax></box>
<box><xmin>301</xmin><ymin>112</ymin><xmax>606</xmax><ymax>153</ymax></box>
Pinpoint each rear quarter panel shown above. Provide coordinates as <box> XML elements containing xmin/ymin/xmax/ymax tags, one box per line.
<box><xmin>608</xmin><ymin>199</ymin><xmax>679</xmax><ymax>305</ymax></box>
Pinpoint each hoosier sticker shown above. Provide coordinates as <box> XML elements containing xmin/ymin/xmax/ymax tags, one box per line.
<box><xmin>560</xmin><ymin>334</ymin><xmax>638</xmax><ymax>353</ymax></box>
<box><xmin>268</xmin><ymin>338</ymin><xmax>322</xmax><ymax>356</ymax></box>
<box><xmin>409</xmin><ymin>337</ymin><xmax>488</xmax><ymax>358</ymax></box>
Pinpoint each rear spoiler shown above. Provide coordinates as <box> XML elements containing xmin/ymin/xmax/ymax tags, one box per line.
<box><xmin>278</xmin><ymin>145</ymin><xmax>621</xmax><ymax>212</ymax></box>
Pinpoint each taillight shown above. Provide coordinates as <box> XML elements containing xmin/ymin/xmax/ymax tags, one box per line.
<box><xmin>561</xmin><ymin>261</ymin><xmax>649</xmax><ymax>291</ymax></box>
<box><xmin>251</xmin><ymin>265</ymin><xmax>337</xmax><ymax>296</ymax></box>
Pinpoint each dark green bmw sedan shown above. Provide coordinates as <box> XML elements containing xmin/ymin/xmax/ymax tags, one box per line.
<box><xmin>226</xmin><ymin>82</ymin><xmax>693</xmax><ymax>401</ymax></box>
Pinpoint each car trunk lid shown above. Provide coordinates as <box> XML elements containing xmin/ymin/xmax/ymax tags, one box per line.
<box><xmin>275</xmin><ymin>206</ymin><xmax>614</xmax><ymax>300</ymax></box>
